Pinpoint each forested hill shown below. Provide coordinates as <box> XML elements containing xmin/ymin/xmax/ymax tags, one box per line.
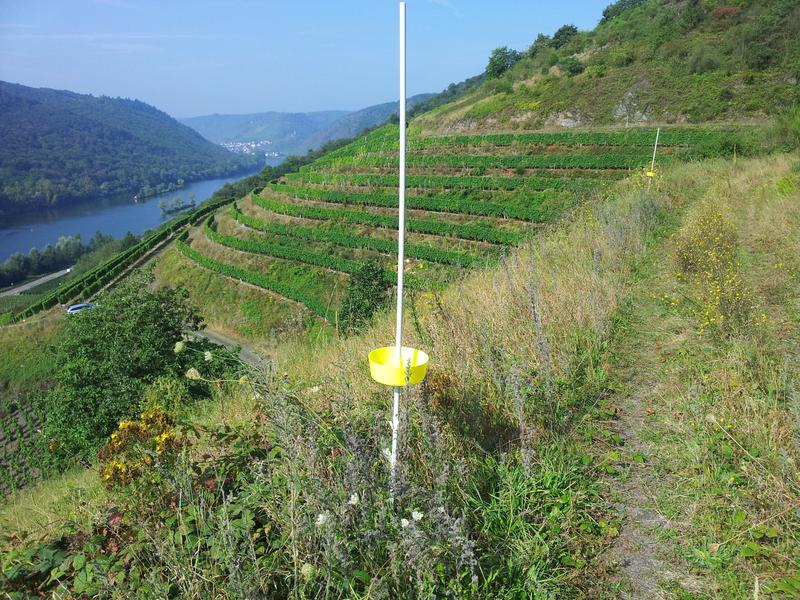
<box><xmin>0</xmin><ymin>81</ymin><xmax>260</xmax><ymax>217</ymax></box>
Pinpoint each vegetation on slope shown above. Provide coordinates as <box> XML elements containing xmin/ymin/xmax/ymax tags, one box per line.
<box><xmin>0</xmin><ymin>81</ymin><xmax>259</xmax><ymax>216</ymax></box>
<box><xmin>604</xmin><ymin>156</ymin><xmax>800</xmax><ymax>596</ymax></box>
<box><xmin>2</xmin><ymin>143</ymin><xmax>799</xmax><ymax>598</ymax></box>
<box><xmin>415</xmin><ymin>0</ymin><xmax>800</xmax><ymax>132</ymax></box>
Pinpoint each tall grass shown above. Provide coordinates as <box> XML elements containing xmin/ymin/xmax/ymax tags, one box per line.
<box><xmin>3</xmin><ymin>162</ymin><xmax>740</xmax><ymax>597</ymax></box>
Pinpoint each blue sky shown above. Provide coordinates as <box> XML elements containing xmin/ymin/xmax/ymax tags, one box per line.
<box><xmin>0</xmin><ymin>0</ymin><xmax>610</xmax><ymax>118</ymax></box>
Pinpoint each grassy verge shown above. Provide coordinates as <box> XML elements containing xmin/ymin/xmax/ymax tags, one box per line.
<box><xmin>153</xmin><ymin>247</ymin><xmax>330</xmax><ymax>355</ymax></box>
<box><xmin>605</xmin><ymin>155</ymin><xmax>800</xmax><ymax>596</ymax></box>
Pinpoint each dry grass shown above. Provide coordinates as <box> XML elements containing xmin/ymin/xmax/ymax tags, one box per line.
<box><xmin>278</xmin><ymin>166</ymin><xmax>699</xmax><ymax>424</ymax></box>
<box><xmin>609</xmin><ymin>154</ymin><xmax>800</xmax><ymax>595</ymax></box>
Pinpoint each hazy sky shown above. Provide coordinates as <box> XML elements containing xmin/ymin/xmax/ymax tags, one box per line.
<box><xmin>0</xmin><ymin>0</ymin><xmax>610</xmax><ymax>118</ymax></box>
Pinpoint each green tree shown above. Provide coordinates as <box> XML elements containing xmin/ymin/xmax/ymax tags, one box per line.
<box><xmin>551</xmin><ymin>25</ymin><xmax>578</xmax><ymax>49</ymax></box>
<box><xmin>41</xmin><ymin>271</ymin><xmax>204</xmax><ymax>464</ymax></box>
<box><xmin>486</xmin><ymin>47</ymin><xmax>520</xmax><ymax>79</ymax></box>
<box><xmin>600</xmin><ymin>0</ymin><xmax>647</xmax><ymax>24</ymax></box>
<box><xmin>527</xmin><ymin>34</ymin><xmax>552</xmax><ymax>57</ymax></box>
<box><xmin>339</xmin><ymin>260</ymin><xmax>391</xmax><ymax>334</ymax></box>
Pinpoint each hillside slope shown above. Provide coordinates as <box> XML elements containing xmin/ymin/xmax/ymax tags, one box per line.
<box><xmin>416</xmin><ymin>0</ymin><xmax>800</xmax><ymax>133</ymax></box>
<box><xmin>0</xmin><ymin>81</ymin><xmax>259</xmax><ymax>216</ymax></box>
<box><xmin>5</xmin><ymin>153</ymin><xmax>799</xmax><ymax>598</ymax></box>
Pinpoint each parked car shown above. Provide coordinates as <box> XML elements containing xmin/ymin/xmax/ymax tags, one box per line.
<box><xmin>66</xmin><ymin>303</ymin><xmax>96</xmax><ymax>315</ymax></box>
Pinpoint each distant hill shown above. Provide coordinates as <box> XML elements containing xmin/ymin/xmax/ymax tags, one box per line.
<box><xmin>414</xmin><ymin>0</ymin><xmax>800</xmax><ymax>133</ymax></box>
<box><xmin>180</xmin><ymin>94</ymin><xmax>433</xmax><ymax>156</ymax></box>
<box><xmin>178</xmin><ymin>110</ymin><xmax>349</xmax><ymax>153</ymax></box>
<box><xmin>0</xmin><ymin>81</ymin><xmax>260</xmax><ymax>217</ymax></box>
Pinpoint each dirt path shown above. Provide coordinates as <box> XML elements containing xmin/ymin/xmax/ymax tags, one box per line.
<box><xmin>195</xmin><ymin>327</ymin><xmax>269</xmax><ymax>370</ymax></box>
<box><xmin>605</xmin><ymin>272</ymin><xmax>709</xmax><ymax>597</ymax></box>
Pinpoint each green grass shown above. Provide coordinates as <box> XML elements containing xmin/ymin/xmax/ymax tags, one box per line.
<box><xmin>602</xmin><ymin>155</ymin><xmax>800</xmax><ymax>596</ymax></box>
<box><xmin>154</xmin><ymin>248</ymin><xmax>328</xmax><ymax>352</ymax></box>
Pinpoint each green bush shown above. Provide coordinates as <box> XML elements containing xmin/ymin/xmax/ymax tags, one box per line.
<box><xmin>339</xmin><ymin>259</ymin><xmax>392</xmax><ymax>333</ymax></box>
<box><xmin>38</xmin><ymin>271</ymin><xmax>227</xmax><ymax>467</ymax></box>
<box><xmin>560</xmin><ymin>56</ymin><xmax>585</xmax><ymax>76</ymax></box>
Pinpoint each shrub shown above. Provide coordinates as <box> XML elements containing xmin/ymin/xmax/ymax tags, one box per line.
<box><xmin>38</xmin><ymin>271</ymin><xmax>232</xmax><ymax>467</ymax></box>
<box><xmin>493</xmin><ymin>79</ymin><xmax>513</xmax><ymax>95</ymax></box>
<box><xmin>773</xmin><ymin>105</ymin><xmax>800</xmax><ymax>150</ymax></box>
<box><xmin>688</xmin><ymin>46</ymin><xmax>721</xmax><ymax>74</ymax></box>
<box><xmin>560</xmin><ymin>56</ymin><xmax>585</xmax><ymax>76</ymax></box>
<box><xmin>339</xmin><ymin>259</ymin><xmax>391</xmax><ymax>333</ymax></box>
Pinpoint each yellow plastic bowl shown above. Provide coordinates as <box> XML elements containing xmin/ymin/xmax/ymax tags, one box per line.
<box><xmin>368</xmin><ymin>346</ymin><xmax>429</xmax><ymax>387</ymax></box>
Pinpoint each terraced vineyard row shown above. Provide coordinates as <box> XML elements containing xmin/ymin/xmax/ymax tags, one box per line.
<box><xmin>315</xmin><ymin>152</ymin><xmax>654</xmax><ymax>171</ymax></box>
<box><xmin>0</xmin><ymin>403</ymin><xmax>43</xmax><ymax>494</ymax></box>
<box><xmin>286</xmin><ymin>171</ymin><xmax>610</xmax><ymax>191</ymax></box>
<box><xmin>231</xmin><ymin>206</ymin><xmax>479</xmax><ymax>267</ymax></box>
<box><xmin>176</xmin><ymin>235</ymin><xmax>333</xmax><ymax>321</ymax></box>
<box><xmin>252</xmin><ymin>194</ymin><xmax>523</xmax><ymax>244</ymax></box>
<box><xmin>268</xmin><ymin>182</ymin><xmax>562</xmax><ymax>222</ymax></box>
<box><xmin>314</xmin><ymin>125</ymin><xmax>738</xmax><ymax>163</ymax></box>
<box><xmin>168</xmin><ymin>124</ymin><xmax>713</xmax><ymax>332</ymax></box>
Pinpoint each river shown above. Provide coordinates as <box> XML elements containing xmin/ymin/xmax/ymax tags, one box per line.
<box><xmin>0</xmin><ymin>162</ymin><xmax>278</xmax><ymax>263</ymax></box>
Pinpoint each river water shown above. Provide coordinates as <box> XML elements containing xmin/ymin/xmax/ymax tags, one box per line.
<box><xmin>0</xmin><ymin>162</ymin><xmax>277</xmax><ymax>262</ymax></box>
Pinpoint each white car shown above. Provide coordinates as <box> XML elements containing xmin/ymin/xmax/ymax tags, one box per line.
<box><xmin>66</xmin><ymin>303</ymin><xmax>96</xmax><ymax>315</ymax></box>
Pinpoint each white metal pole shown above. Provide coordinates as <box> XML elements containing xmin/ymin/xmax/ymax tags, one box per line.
<box><xmin>390</xmin><ymin>1</ymin><xmax>407</xmax><ymax>489</ymax></box>
<box><xmin>650</xmin><ymin>127</ymin><xmax>661</xmax><ymax>172</ymax></box>
<box><xmin>648</xmin><ymin>127</ymin><xmax>660</xmax><ymax>189</ymax></box>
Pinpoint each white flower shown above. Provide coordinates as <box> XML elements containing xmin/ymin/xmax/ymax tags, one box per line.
<box><xmin>412</xmin><ymin>510</ymin><xmax>423</xmax><ymax>522</ymax></box>
<box><xmin>204</xmin><ymin>350</ymin><xmax>213</xmax><ymax>362</ymax></box>
<box><xmin>173</xmin><ymin>341</ymin><xmax>185</xmax><ymax>354</ymax></box>
<box><xmin>315</xmin><ymin>512</ymin><xmax>329</xmax><ymax>527</ymax></box>
<box><xmin>382</xmin><ymin>448</ymin><xmax>392</xmax><ymax>462</ymax></box>
<box><xmin>400</xmin><ymin>518</ymin><xmax>410</xmax><ymax>528</ymax></box>
<box><xmin>348</xmin><ymin>493</ymin><xmax>360</xmax><ymax>506</ymax></box>
<box><xmin>185</xmin><ymin>367</ymin><xmax>202</xmax><ymax>381</ymax></box>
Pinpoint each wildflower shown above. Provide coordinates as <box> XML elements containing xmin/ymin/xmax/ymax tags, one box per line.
<box><xmin>186</xmin><ymin>367</ymin><xmax>202</xmax><ymax>381</ymax></box>
<box><xmin>300</xmin><ymin>563</ymin><xmax>316</xmax><ymax>580</ymax></box>
<box><xmin>400</xmin><ymin>518</ymin><xmax>410</xmax><ymax>528</ymax></box>
<box><xmin>204</xmin><ymin>350</ymin><xmax>213</xmax><ymax>363</ymax></box>
<box><xmin>174</xmin><ymin>341</ymin><xmax>185</xmax><ymax>354</ymax></box>
<box><xmin>412</xmin><ymin>510</ymin><xmax>424</xmax><ymax>522</ymax></box>
<box><xmin>348</xmin><ymin>493</ymin><xmax>360</xmax><ymax>506</ymax></box>
<box><xmin>315</xmin><ymin>513</ymin><xmax>329</xmax><ymax>527</ymax></box>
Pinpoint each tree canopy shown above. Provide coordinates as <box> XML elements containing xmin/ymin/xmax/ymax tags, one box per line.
<box><xmin>486</xmin><ymin>47</ymin><xmax>521</xmax><ymax>78</ymax></box>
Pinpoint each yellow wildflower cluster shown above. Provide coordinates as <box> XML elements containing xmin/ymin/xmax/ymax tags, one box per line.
<box><xmin>675</xmin><ymin>209</ymin><xmax>737</xmax><ymax>275</ymax></box>
<box><xmin>99</xmin><ymin>458</ymin><xmax>141</xmax><ymax>487</ymax></box>
<box><xmin>154</xmin><ymin>430</ymin><xmax>176</xmax><ymax>455</ymax></box>
<box><xmin>675</xmin><ymin>206</ymin><xmax>757</xmax><ymax>335</ymax></box>
<box><xmin>98</xmin><ymin>405</ymin><xmax>179</xmax><ymax>489</ymax></box>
